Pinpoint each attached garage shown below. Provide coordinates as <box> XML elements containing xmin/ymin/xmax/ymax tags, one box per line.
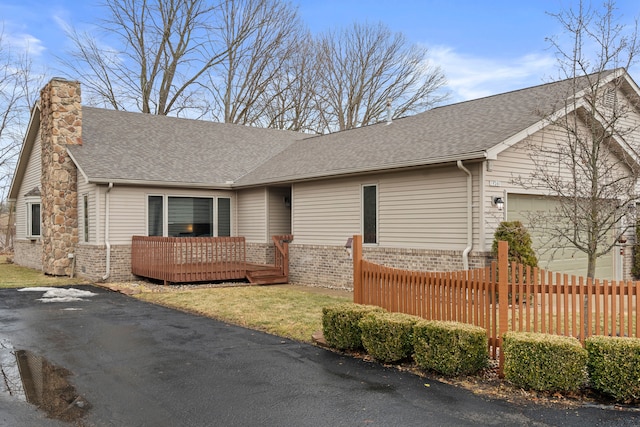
<box><xmin>506</xmin><ymin>194</ymin><xmax>618</xmax><ymax>280</ymax></box>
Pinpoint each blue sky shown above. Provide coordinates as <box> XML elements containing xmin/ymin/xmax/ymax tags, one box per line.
<box><xmin>2</xmin><ymin>0</ymin><xmax>640</xmax><ymax>102</ymax></box>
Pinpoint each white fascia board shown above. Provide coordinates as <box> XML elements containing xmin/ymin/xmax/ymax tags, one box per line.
<box><xmin>8</xmin><ymin>104</ymin><xmax>41</xmax><ymax>200</ymax></box>
<box><xmin>65</xmin><ymin>150</ymin><xmax>90</xmax><ymax>184</ymax></box>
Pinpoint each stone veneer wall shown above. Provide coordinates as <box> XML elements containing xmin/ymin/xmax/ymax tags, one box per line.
<box><xmin>288</xmin><ymin>243</ymin><xmax>491</xmax><ymax>290</ymax></box>
<box><xmin>39</xmin><ymin>79</ymin><xmax>82</xmax><ymax>276</ymax></box>
<box><xmin>75</xmin><ymin>244</ymin><xmax>134</xmax><ymax>282</ymax></box>
<box><xmin>13</xmin><ymin>240</ymin><xmax>43</xmax><ymax>271</ymax></box>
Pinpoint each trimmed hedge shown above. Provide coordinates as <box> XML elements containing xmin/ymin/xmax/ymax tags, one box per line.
<box><xmin>503</xmin><ymin>332</ymin><xmax>587</xmax><ymax>392</ymax></box>
<box><xmin>586</xmin><ymin>336</ymin><xmax>640</xmax><ymax>402</ymax></box>
<box><xmin>413</xmin><ymin>320</ymin><xmax>488</xmax><ymax>376</ymax></box>
<box><xmin>322</xmin><ymin>303</ymin><xmax>386</xmax><ymax>350</ymax></box>
<box><xmin>359</xmin><ymin>312</ymin><xmax>418</xmax><ymax>363</ymax></box>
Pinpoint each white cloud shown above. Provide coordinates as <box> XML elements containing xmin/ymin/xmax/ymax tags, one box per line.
<box><xmin>4</xmin><ymin>32</ymin><xmax>46</xmax><ymax>57</ymax></box>
<box><xmin>429</xmin><ymin>45</ymin><xmax>558</xmax><ymax>102</ymax></box>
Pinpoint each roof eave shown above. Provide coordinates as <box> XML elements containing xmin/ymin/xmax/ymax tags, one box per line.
<box><xmin>234</xmin><ymin>152</ymin><xmax>488</xmax><ymax>188</ymax></box>
<box><xmin>8</xmin><ymin>104</ymin><xmax>41</xmax><ymax>200</ymax></box>
<box><xmin>85</xmin><ymin>177</ymin><xmax>236</xmax><ymax>189</ymax></box>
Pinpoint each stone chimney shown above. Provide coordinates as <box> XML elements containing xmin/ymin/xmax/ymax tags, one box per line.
<box><xmin>39</xmin><ymin>78</ymin><xmax>82</xmax><ymax>276</ymax></box>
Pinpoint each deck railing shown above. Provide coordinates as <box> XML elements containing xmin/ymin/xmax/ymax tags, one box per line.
<box><xmin>272</xmin><ymin>234</ymin><xmax>293</xmax><ymax>278</ymax></box>
<box><xmin>352</xmin><ymin>235</ymin><xmax>640</xmax><ymax>370</ymax></box>
<box><xmin>131</xmin><ymin>236</ymin><xmax>246</xmax><ymax>285</ymax></box>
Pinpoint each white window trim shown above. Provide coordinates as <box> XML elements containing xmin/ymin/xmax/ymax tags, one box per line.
<box><xmin>216</xmin><ymin>196</ymin><xmax>232</xmax><ymax>237</ymax></box>
<box><xmin>25</xmin><ymin>196</ymin><xmax>41</xmax><ymax>239</ymax></box>
<box><xmin>361</xmin><ymin>183</ymin><xmax>379</xmax><ymax>245</ymax></box>
<box><xmin>82</xmin><ymin>193</ymin><xmax>89</xmax><ymax>243</ymax></box>
<box><xmin>147</xmin><ymin>194</ymin><xmax>233</xmax><ymax>237</ymax></box>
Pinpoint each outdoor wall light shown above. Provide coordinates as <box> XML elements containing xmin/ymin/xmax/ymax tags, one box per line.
<box><xmin>345</xmin><ymin>237</ymin><xmax>353</xmax><ymax>259</ymax></box>
<box><xmin>493</xmin><ymin>197</ymin><xmax>504</xmax><ymax>211</ymax></box>
<box><xmin>283</xmin><ymin>196</ymin><xmax>291</xmax><ymax>208</ymax></box>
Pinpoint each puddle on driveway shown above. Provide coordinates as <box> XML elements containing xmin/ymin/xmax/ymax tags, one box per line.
<box><xmin>0</xmin><ymin>339</ymin><xmax>90</xmax><ymax>423</ymax></box>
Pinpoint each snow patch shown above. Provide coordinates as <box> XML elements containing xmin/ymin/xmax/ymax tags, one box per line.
<box><xmin>19</xmin><ymin>287</ymin><xmax>97</xmax><ymax>303</ymax></box>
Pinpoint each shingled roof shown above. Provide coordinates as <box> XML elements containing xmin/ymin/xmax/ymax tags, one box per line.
<box><xmin>65</xmin><ymin>69</ymin><xmax>623</xmax><ymax>188</ymax></box>
<box><xmin>235</xmin><ymin>71</ymin><xmax>620</xmax><ymax>186</ymax></box>
<box><xmin>67</xmin><ymin>108</ymin><xmax>306</xmax><ymax>187</ymax></box>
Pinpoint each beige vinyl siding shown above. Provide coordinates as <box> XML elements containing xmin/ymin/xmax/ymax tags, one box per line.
<box><xmin>268</xmin><ymin>187</ymin><xmax>291</xmax><ymax>236</ymax></box>
<box><xmin>378</xmin><ymin>166</ymin><xmax>472</xmax><ymax>250</ymax></box>
<box><xmin>487</xmin><ymin>122</ymin><xmax>628</xmax><ymax>279</ymax></box>
<box><xmin>77</xmin><ymin>180</ymin><xmax>97</xmax><ymax>244</ymax></box>
<box><xmin>104</xmin><ymin>186</ymin><xmax>234</xmax><ymax>245</ymax></box>
<box><xmin>292</xmin><ymin>177</ymin><xmax>360</xmax><ymax>245</ymax></box>
<box><xmin>484</xmin><ymin>126</ymin><xmax>579</xmax><ymax>251</ymax></box>
<box><xmin>292</xmin><ymin>165</ymin><xmax>476</xmax><ymax>250</ymax></box>
<box><xmin>237</xmin><ymin>187</ymin><xmax>267</xmax><ymax>242</ymax></box>
<box><xmin>107</xmin><ymin>186</ymin><xmax>147</xmax><ymax>244</ymax></box>
<box><xmin>15</xmin><ymin>134</ymin><xmax>42</xmax><ymax>240</ymax></box>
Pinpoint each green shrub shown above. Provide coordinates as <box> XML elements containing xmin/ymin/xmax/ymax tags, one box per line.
<box><xmin>491</xmin><ymin>221</ymin><xmax>538</xmax><ymax>268</ymax></box>
<box><xmin>322</xmin><ymin>303</ymin><xmax>385</xmax><ymax>350</ymax></box>
<box><xmin>503</xmin><ymin>332</ymin><xmax>587</xmax><ymax>392</ymax></box>
<box><xmin>359</xmin><ymin>312</ymin><xmax>418</xmax><ymax>363</ymax></box>
<box><xmin>413</xmin><ymin>320</ymin><xmax>488</xmax><ymax>376</ymax></box>
<box><xmin>586</xmin><ymin>336</ymin><xmax>640</xmax><ymax>402</ymax></box>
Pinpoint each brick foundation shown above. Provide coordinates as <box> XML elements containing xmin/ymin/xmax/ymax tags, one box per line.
<box><xmin>246</xmin><ymin>243</ymin><xmax>274</xmax><ymax>264</ymax></box>
<box><xmin>13</xmin><ymin>240</ymin><xmax>43</xmax><ymax>271</ymax></box>
<box><xmin>75</xmin><ymin>244</ymin><xmax>134</xmax><ymax>282</ymax></box>
<box><xmin>288</xmin><ymin>243</ymin><xmax>491</xmax><ymax>290</ymax></box>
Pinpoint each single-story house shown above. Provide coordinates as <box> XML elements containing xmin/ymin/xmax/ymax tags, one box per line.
<box><xmin>8</xmin><ymin>69</ymin><xmax>640</xmax><ymax>288</ymax></box>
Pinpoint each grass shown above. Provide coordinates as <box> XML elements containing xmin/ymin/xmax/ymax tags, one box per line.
<box><xmin>136</xmin><ymin>286</ymin><xmax>351</xmax><ymax>342</ymax></box>
<box><xmin>0</xmin><ymin>255</ymin><xmax>86</xmax><ymax>288</ymax></box>
<box><xmin>0</xmin><ymin>254</ymin><xmax>351</xmax><ymax>343</ymax></box>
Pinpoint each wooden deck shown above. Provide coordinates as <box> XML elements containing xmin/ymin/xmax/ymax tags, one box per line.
<box><xmin>131</xmin><ymin>235</ymin><xmax>292</xmax><ymax>285</ymax></box>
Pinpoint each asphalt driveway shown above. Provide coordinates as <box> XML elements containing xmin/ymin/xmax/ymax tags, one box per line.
<box><xmin>0</xmin><ymin>285</ymin><xmax>638</xmax><ymax>426</ymax></box>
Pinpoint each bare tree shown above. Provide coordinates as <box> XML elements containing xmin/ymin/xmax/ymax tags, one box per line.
<box><xmin>313</xmin><ymin>22</ymin><xmax>447</xmax><ymax>133</ymax></box>
<box><xmin>61</xmin><ymin>0</ymin><xmax>227</xmax><ymax>116</ymax></box>
<box><xmin>516</xmin><ymin>0</ymin><xmax>640</xmax><ymax>280</ymax></box>
<box><xmin>0</xmin><ymin>28</ymin><xmax>43</xmax><ymax>202</ymax></box>
<box><xmin>202</xmin><ymin>0</ymin><xmax>305</xmax><ymax>125</ymax></box>
<box><xmin>61</xmin><ymin>0</ymin><xmax>306</xmax><ymax>119</ymax></box>
<box><xmin>258</xmin><ymin>33</ymin><xmax>322</xmax><ymax>132</ymax></box>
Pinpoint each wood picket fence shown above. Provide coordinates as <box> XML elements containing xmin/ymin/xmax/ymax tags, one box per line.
<box><xmin>352</xmin><ymin>235</ymin><xmax>640</xmax><ymax>369</ymax></box>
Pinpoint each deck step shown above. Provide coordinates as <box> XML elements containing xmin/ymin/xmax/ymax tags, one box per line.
<box><xmin>246</xmin><ymin>268</ymin><xmax>288</xmax><ymax>285</ymax></box>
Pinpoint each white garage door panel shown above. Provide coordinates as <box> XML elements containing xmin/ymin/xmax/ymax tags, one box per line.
<box><xmin>507</xmin><ymin>194</ymin><xmax>615</xmax><ymax>280</ymax></box>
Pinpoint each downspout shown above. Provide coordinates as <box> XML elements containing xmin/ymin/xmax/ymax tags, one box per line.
<box><xmin>102</xmin><ymin>183</ymin><xmax>113</xmax><ymax>281</ymax></box>
<box><xmin>457</xmin><ymin>161</ymin><xmax>473</xmax><ymax>270</ymax></box>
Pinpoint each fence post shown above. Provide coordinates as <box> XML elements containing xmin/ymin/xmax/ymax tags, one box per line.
<box><xmin>498</xmin><ymin>240</ymin><xmax>509</xmax><ymax>376</ymax></box>
<box><xmin>353</xmin><ymin>235</ymin><xmax>362</xmax><ymax>304</ymax></box>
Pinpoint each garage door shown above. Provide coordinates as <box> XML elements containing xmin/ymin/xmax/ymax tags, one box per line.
<box><xmin>506</xmin><ymin>194</ymin><xmax>615</xmax><ymax>280</ymax></box>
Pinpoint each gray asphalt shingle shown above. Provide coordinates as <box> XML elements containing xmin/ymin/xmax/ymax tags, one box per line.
<box><xmin>67</xmin><ymin>72</ymin><xmax>611</xmax><ymax>187</ymax></box>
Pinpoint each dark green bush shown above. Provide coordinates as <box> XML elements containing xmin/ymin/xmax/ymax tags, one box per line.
<box><xmin>322</xmin><ymin>303</ymin><xmax>386</xmax><ymax>350</ymax></box>
<box><xmin>586</xmin><ymin>336</ymin><xmax>640</xmax><ymax>402</ymax></box>
<box><xmin>413</xmin><ymin>320</ymin><xmax>488</xmax><ymax>376</ymax></box>
<box><xmin>503</xmin><ymin>332</ymin><xmax>587</xmax><ymax>392</ymax></box>
<box><xmin>491</xmin><ymin>221</ymin><xmax>538</xmax><ymax>268</ymax></box>
<box><xmin>359</xmin><ymin>312</ymin><xmax>418</xmax><ymax>363</ymax></box>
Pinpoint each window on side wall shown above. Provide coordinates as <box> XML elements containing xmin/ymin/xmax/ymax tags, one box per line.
<box><xmin>83</xmin><ymin>194</ymin><xmax>89</xmax><ymax>242</ymax></box>
<box><xmin>148</xmin><ymin>195</ymin><xmax>163</xmax><ymax>236</ymax></box>
<box><xmin>217</xmin><ymin>198</ymin><xmax>231</xmax><ymax>237</ymax></box>
<box><xmin>362</xmin><ymin>184</ymin><xmax>378</xmax><ymax>244</ymax></box>
<box><xmin>27</xmin><ymin>201</ymin><xmax>41</xmax><ymax>238</ymax></box>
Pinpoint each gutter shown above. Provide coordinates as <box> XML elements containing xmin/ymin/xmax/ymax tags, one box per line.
<box><xmin>102</xmin><ymin>183</ymin><xmax>113</xmax><ymax>281</ymax></box>
<box><xmin>457</xmin><ymin>161</ymin><xmax>473</xmax><ymax>270</ymax></box>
